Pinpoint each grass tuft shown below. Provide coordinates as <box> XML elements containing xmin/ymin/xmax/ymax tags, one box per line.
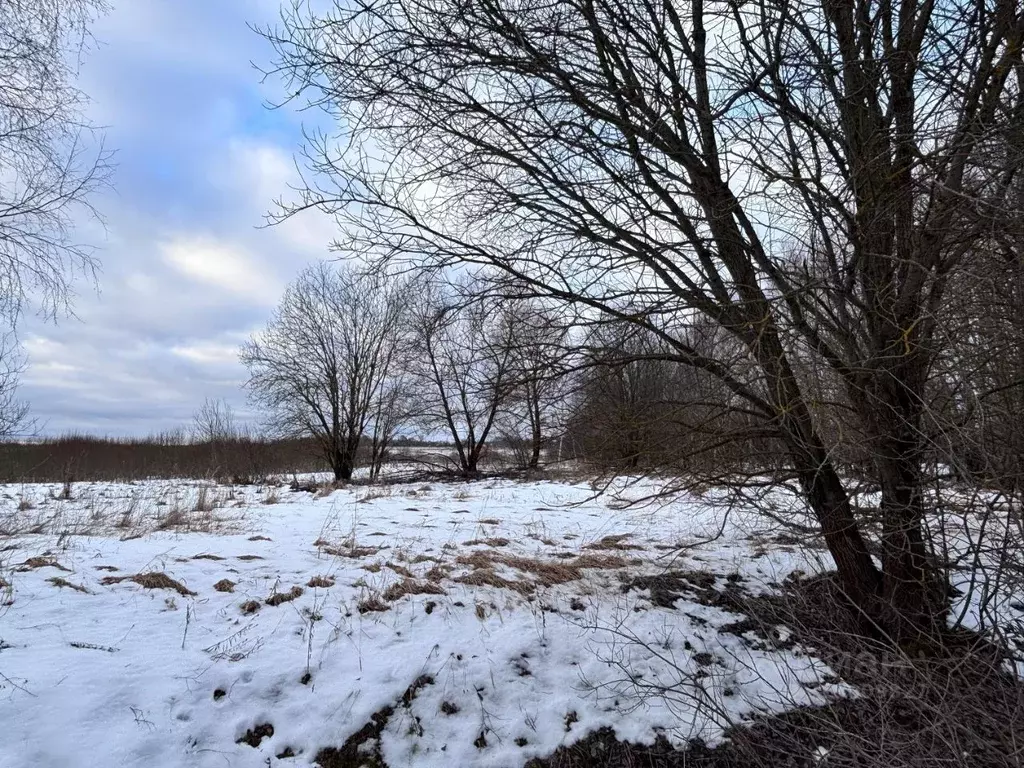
<box><xmin>266</xmin><ymin>585</ymin><xmax>304</xmax><ymax>606</ymax></box>
<box><xmin>101</xmin><ymin>571</ymin><xmax>196</xmax><ymax>596</ymax></box>
<box><xmin>48</xmin><ymin>577</ymin><xmax>89</xmax><ymax>593</ymax></box>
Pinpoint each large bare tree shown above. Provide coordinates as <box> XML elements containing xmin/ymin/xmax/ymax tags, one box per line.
<box><xmin>262</xmin><ymin>0</ymin><xmax>1024</xmax><ymax>640</ymax></box>
<box><xmin>241</xmin><ymin>262</ymin><xmax>407</xmax><ymax>482</ymax></box>
<box><xmin>0</xmin><ymin>0</ymin><xmax>110</xmax><ymax>436</ymax></box>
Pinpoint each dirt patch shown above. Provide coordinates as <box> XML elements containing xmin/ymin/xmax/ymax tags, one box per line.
<box><xmin>214</xmin><ymin>579</ymin><xmax>236</xmax><ymax>593</ymax></box>
<box><xmin>101</xmin><ymin>571</ymin><xmax>196</xmax><ymax>596</ymax></box>
<box><xmin>237</xmin><ymin>722</ymin><xmax>274</xmax><ymax>748</ymax></box>
<box><xmin>307</xmin><ymin>575</ymin><xmax>335</xmax><ymax>588</ymax></box>
<box><xmin>18</xmin><ymin>557</ymin><xmax>70</xmax><ymax>572</ymax></box>
<box><xmin>48</xmin><ymin>577</ymin><xmax>89</xmax><ymax>593</ymax></box>
<box><xmin>315</xmin><ymin>675</ymin><xmax>434</xmax><ymax>768</ymax></box>
<box><xmin>266</xmin><ymin>585</ymin><xmax>303</xmax><ymax>606</ymax></box>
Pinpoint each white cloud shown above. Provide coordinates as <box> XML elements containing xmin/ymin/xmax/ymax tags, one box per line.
<box><xmin>161</xmin><ymin>235</ymin><xmax>282</xmax><ymax>305</ymax></box>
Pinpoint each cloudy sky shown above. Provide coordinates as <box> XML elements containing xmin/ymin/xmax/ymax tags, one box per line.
<box><xmin>18</xmin><ymin>0</ymin><xmax>338</xmax><ymax>437</ymax></box>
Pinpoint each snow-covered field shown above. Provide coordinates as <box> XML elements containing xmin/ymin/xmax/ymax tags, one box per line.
<box><xmin>0</xmin><ymin>475</ymin><xmax>964</xmax><ymax>767</ymax></box>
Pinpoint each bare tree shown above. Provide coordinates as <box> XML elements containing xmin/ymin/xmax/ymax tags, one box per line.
<box><xmin>0</xmin><ymin>0</ymin><xmax>110</xmax><ymax>318</ymax></box>
<box><xmin>497</xmin><ymin>300</ymin><xmax>570</xmax><ymax>469</ymax></box>
<box><xmin>262</xmin><ymin>0</ymin><xmax>1024</xmax><ymax>640</ymax></box>
<box><xmin>408</xmin><ymin>278</ymin><xmax>515</xmax><ymax>476</ymax></box>
<box><xmin>192</xmin><ymin>397</ymin><xmax>238</xmax><ymax>443</ymax></box>
<box><xmin>0</xmin><ymin>333</ymin><xmax>30</xmax><ymax>438</ymax></box>
<box><xmin>0</xmin><ymin>0</ymin><xmax>110</xmax><ymax>435</ymax></box>
<box><xmin>241</xmin><ymin>262</ymin><xmax>407</xmax><ymax>483</ymax></box>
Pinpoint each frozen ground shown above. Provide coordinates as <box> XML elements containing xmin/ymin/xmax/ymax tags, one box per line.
<box><xmin>0</xmin><ymin>475</ymin><xmax>1014</xmax><ymax>767</ymax></box>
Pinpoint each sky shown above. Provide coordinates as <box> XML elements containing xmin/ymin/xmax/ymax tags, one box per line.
<box><xmin>18</xmin><ymin>0</ymin><xmax>339</xmax><ymax>437</ymax></box>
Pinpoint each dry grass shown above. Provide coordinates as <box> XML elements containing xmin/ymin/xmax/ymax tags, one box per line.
<box><xmin>248</xmin><ymin>535</ymin><xmax>272</xmax><ymax>542</ymax></box>
<box><xmin>240</xmin><ymin>599</ymin><xmax>261</xmax><ymax>614</ymax></box>
<box><xmin>455</xmin><ymin>569</ymin><xmax>534</xmax><ymax>594</ymax></box>
<box><xmin>424</xmin><ymin>564</ymin><xmax>450</xmax><ymax>583</ymax></box>
<box><xmin>262</xmin><ymin>488</ymin><xmax>281</xmax><ymax>505</ymax></box>
<box><xmin>583</xmin><ymin>534</ymin><xmax>643</xmax><ymax>551</ymax></box>
<box><xmin>381</xmin><ymin>578</ymin><xmax>445</xmax><ymax>602</ymax></box>
<box><xmin>214</xmin><ymin>579</ymin><xmax>236</xmax><ymax>593</ymax></box>
<box><xmin>18</xmin><ymin>557</ymin><xmax>70</xmax><ymax>572</ymax></box>
<box><xmin>386</xmin><ymin>562</ymin><xmax>414</xmax><ymax>578</ymax></box>
<box><xmin>478</xmin><ymin>518</ymin><xmax>501</xmax><ymax>525</ymax></box>
<box><xmin>306</xmin><ymin>575</ymin><xmax>335</xmax><ymax>588</ymax></box>
<box><xmin>357</xmin><ymin>596</ymin><xmax>388</xmax><ymax>613</ymax></box>
<box><xmin>572</xmin><ymin>553</ymin><xmax>637</xmax><ymax>570</ymax></box>
<box><xmin>451</xmin><ymin>549</ymin><xmax>638</xmax><ymax>595</ymax></box>
<box><xmin>101</xmin><ymin>571</ymin><xmax>196</xmax><ymax>596</ymax></box>
<box><xmin>265</xmin><ymin>585</ymin><xmax>303</xmax><ymax>606</ymax></box>
<box><xmin>462</xmin><ymin>537</ymin><xmax>511</xmax><ymax>547</ymax></box>
<box><xmin>193</xmin><ymin>486</ymin><xmax>215</xmax><ymax>513</ymax></box>
<box><xmin>362</xmin><ymin>562</ymin><xmax>383</xmax><ymax>573</ymax></box>
<box><xmin>157</xmin><ymin>506</ymin><xmax>188</xmax><ymax>529</ymax></box>
<box><xmin>48</xmin><ymin>576</ymin><xmax>89</xmax><ymax>593</ymax></box>
<box><xmin>326</xmin><ymin>545</ymin><xmax>379</xmax><ymax>558</ymax></box>
<box><xmin>192</xmin><ymin>553</ymin><xmax>225</xmax><ymax>561</ymax></box>
<box><xmin>236</xmin><ymin>554</ymin><xmax>264</xmax><ymax>561</ymax></box>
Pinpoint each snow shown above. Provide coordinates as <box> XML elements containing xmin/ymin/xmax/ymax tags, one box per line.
<box><xmin>0</xmin><ymin>475</ymin><xmax>1008</xmax><ymax>767</ymax></box>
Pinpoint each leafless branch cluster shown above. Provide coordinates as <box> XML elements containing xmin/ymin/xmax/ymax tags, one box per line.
<box><xmin>260</xmin><ymin>0</ymin><xmax>1024</xmax><ymax>643</ymax></box>
<box><xmin>0</xmin><ymin>0</ymin><xmax>111</xmax><ymax>435</ymax></box>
